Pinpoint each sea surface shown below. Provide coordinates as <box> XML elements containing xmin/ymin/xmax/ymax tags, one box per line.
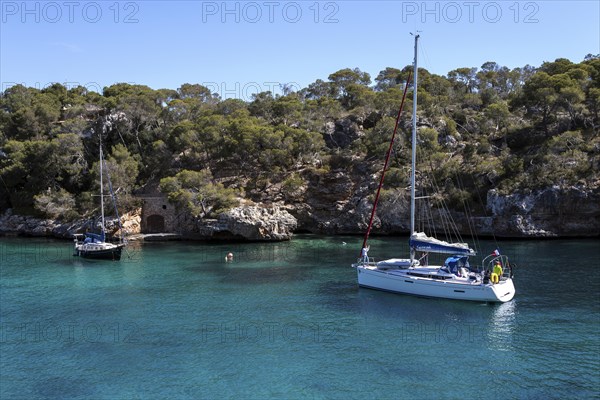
<box><xmin>1</xmin><ymin>235</ymin><xmax>599</xmax><ymax>399</ymax></box>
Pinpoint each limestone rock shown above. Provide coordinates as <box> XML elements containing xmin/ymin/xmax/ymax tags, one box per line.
<box><xmin>197</xmin><ymin>205</ymin><xmax>297</xmax><ymax>241</ymax></box>
<box><xmin>0</xmin><ymin>209</ymin><xmax>140</xmax><ymax>240</ymax></box>
<box><xmin>487</xmin><ymin>186</ymin><xmax>600</xmax><ymax>237</ymax></box>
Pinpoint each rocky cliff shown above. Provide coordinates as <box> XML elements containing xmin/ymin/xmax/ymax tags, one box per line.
<box><xmin>0</xmin><ymin>169</ymin><xmax>600</xmax><ymax>241</ymax></box>
<box><xmin>0</xmin><ymin>209</ymin><xmax>141</xmax><ymax>240</ymax></box>
<box><xmin>2</xmin><ymin>182</ymin><xmax>598</xmax><ymax>240</ymax></box>
<box><xmin>0</xmin><ymin>210</ymin><xmax>86</xmax><ymax>238</ymax></box>
<box><xmin>0</xmin><ymin>205</ymin><xmax>298</xmax><ymax>242</ymax></box>
<box><xmin>283</xmin><ymin>168</ymin><xmax>600</xmax><ymax>238</ymax></box>
<box><xmin>196</xmin><ymin>205</ymin><xmax>297</xmax><ymax>241</ymax></box>
<box><xmin>486</xmin><ymin>186</ymin><xmax>600</xmax><ymax>237</ymax></box>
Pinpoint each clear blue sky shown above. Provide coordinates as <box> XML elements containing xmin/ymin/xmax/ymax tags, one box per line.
<box><xmin>1</xmin><ymin>1</ymin><xmax>599</xmax><ymax>99</ymax></box>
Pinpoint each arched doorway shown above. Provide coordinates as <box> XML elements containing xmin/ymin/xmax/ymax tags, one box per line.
<box><xmin>146</xmin><ymin>214</ymin><xmax>165</xmax><ymax>233</ymax></box>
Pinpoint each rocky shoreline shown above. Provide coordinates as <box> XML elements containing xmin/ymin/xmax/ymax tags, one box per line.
<box><xmin>0</xmin><ymin>205</ymin><xmax>299</xmax><ymax>242</ymax></box>
<box><xmin>1</xmin><ymin>183</ymin><xmax>599</xmax><ymax>242</ymax></box>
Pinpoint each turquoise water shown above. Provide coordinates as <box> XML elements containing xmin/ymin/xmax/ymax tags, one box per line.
<box><xmin>1</xmin><ymin>235</ymin><xmax>599</xmax><ymax>399</ymax></box>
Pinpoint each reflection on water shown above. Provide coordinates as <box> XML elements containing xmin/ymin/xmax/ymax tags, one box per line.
<box><xmin>486</xmin><ymin>300</ymin><xmax>516</xmax><ymax>352</ymax></box>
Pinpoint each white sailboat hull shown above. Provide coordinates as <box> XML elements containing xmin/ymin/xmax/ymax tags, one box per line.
<box><xmin>353</xmin><ymin>35</ymin><xmax>516</xmax><ymax>304</ymax></box>
<box><xmin>355</xmin><ymin>264</ymin><xmax>515</xmax><ymax>303</ymax></box>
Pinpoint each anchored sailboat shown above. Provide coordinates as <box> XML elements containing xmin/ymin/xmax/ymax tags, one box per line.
<box><xmin>74</xmin><ymin>143</ymin><xmax>126</xmax><ymax>260</ymax></box>
<box><xmin>353</xmin><ymin>35</ymin><xmax>516</xmax><ymax>303</ymax></box>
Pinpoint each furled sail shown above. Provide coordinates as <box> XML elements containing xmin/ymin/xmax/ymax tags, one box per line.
<box><xmin>409</xmin><ymin>232</ymin><xmax>476</xmax><ymax>256</ymax></box>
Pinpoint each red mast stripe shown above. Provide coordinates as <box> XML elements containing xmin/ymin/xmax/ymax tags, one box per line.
<box><xmin>360</xmin><ymin>72</ymin><xmax>412</xmax><ymax>256</ymax></box>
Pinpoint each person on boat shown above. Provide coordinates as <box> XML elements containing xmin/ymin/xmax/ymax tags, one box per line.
<box><xmin>491</xmin><ymin>260</ymin><xmax>503</xmax><ymax>284</ymax></box>
<box><xmin>361</xmin><ymin>245</ymin><xmax>370</xmax><ymax>263</ymax></box>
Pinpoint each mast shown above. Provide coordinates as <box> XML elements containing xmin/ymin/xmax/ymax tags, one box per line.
<box><xmin>99</xmin><ymin>143</ymin><xmax>106</xmax><ymax>241</ymax></box>
<box><xmin>410</xmin><ymin>34</ymin><xmax>419</xmax><ymax>264</ymax></box>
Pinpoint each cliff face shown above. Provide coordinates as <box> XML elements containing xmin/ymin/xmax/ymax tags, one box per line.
<box><xmin>0</xmin><ymin>209</ymin><xmax>141</xmax><ymax>239</ymax></box>
<box><xmin>0</xmin><ymin>205</ymin><xmax>297</xmax><ymax>242</ymax></box>
<box><xmin>196</xmin><ymin>205</ymin><xmax>297</xmax><ymax>241</ymax></box>
<box><xmin>2</xmin><ymin>182</ymin><xmax>598</xmax><ymax>240</ymax></box>
<box><xmin>283</xmin><ymin>168</ymin><xmax>600</xmax><ymax>238</ymax></box>
<box><xmin>486</xmin><ymin>186</ymin><xmax>600</xmax><ymax>237</ymax></box>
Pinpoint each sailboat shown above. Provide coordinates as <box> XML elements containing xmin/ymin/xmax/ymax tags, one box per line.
<box><xmin>73</xmin><ymin>143</ymin><xmax>126</xmax><ymax>260</ymax></box>
<box><xmin>353</xmin><ymin>35</ymin><xmax>515</xmax><ymax>303</ymax></box>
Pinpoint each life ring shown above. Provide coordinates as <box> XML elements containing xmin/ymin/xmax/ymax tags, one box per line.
<box><xmin>491</xmin><ymin>273</ymin><xmax>499</xmax><ymax>284</ymax></box>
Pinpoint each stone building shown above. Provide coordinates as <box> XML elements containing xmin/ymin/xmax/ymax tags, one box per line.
<box><xmin>139</xmin><ymin>194</ymin><xmax>177</xmax><ymax>233</ymax></box>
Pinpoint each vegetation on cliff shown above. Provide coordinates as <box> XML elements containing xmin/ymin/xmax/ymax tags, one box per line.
<box><xmin>0</xmin><ymin>55</ymin><xmax>598</xmax><ymax>229</ymax></box>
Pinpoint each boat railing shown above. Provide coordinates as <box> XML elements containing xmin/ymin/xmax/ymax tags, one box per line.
<box><xmin>356</xmin><ymin>257</ymin><xmax>375</xmax><ymax>265</ymax></box>
<box><xmin>481</xmin><ymin>254</ymin><xmax>512</xmax><ymax>281</ymax></box>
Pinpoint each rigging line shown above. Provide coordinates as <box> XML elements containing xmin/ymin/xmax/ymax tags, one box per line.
<box><xmin>419</xmin><ymin>36</ymin><xmax>432</xmax><ymax>76</ymax></box>
<box><xmin>457</xmin><ymin>172</ymin><xmax>482</xmax><ymax>255</ymax></box>
<box><xmin>455</xmin><ymin>172</ymin><xmax>480</xmax><ymax>253</ymax></box>
<box><xmin>101</xmin><ymin>152</ymin><xmax>126</xmax><ymax>245</ymax></box>
<box><xmin>421</xmin><ymin>157</ymin><xmax>448</xmax><ymax>241</ymax></box>
<box><xmin>360</xmin><ymin>71</ymin><xmax>412</xmax><ymax>256</ymax></box>
<box><xmin>424</xmin><ymin>155</ymin><xmax>456</xmax><ymax>241</ymax></box>
<box><xmin>417</xmin><ymin>171</ymin><xmax>435</xmax><ymax>238</ymax></box>
<box><xmin>439</xmin><ymin>181</ymin><xmax>462</xmax><ymax>242</ymax></box>
<box><xmin>414</xmin><ymin>38</ymin><xmax>481</xmax><ymax>254</ymax></box>
<box><xmin>462</xmin><ymin>199</ymin><xmax>480</xmax><ymax>254</ymax></box>
<box><xmin>437</xmin><ymin>169</ymin><xmax>466</xmax><ymax>242</ymax></box>
<box><xmin>426</xmin><ymin>196</ymin><xmax>435</xmax><ymax>237</ymax></box>
<box><xmin>0</xmin><ymin>173</ymin><xmax>11</xmax><ymax>194</ymax></box>
<box><xmin>419</xmin><ymin>159</ymin><xmax>437</xmax><ymax>238</ymax></box>
<box><xmin>416</xmin><ymin>36</ymin><xmax>465</xmax><ymax>244</ymax></box>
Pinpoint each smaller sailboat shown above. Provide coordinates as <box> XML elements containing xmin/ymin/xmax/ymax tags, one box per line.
<box><xmin>74</xmin><ymin>143</ymin><xmax>125</xmax><ymax>260</ymax></box>
<box><xmin>353</xmin><ymin>35</ymin><xmax>515</xmax><ymax>303</ymax></box>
